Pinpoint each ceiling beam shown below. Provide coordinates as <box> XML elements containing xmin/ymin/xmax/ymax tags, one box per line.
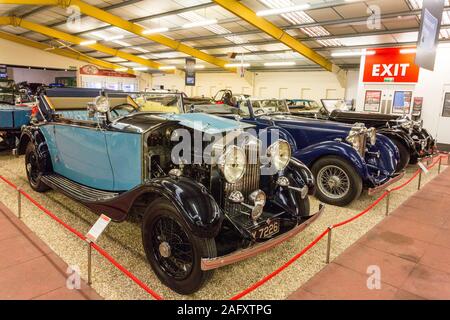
<box><xmin>0</xmin><ymin>16</ymin><xmax>167</xmax><ymax>72</ymax></box>
<box><xmin>0</xmin><ymin>0</ymin><xmax>232</xmax><ymax>70</ymax></box>
<box><xmin>201</xmin><ymin>0</ymin><xmax>334</xmax><ymax>71</ymax></box>
<box><xmin>0</xmin><ymin>29</ymin><xmax>133</xmax><ymax>73</ymax></box>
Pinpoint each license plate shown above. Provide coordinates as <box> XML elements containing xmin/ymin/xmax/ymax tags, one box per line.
<box><xmin>251</xmin><ymin>220</ymin><xmax>280</xmax><ymax>240</ymax></box>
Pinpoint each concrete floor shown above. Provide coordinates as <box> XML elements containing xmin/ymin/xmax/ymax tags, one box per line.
<box><xmin>0</xmin><ymin>150</ymin><xmax>447</xmax><ymax>300</ymax></box>
<box><xmin>289</xmin><ymin>167</ymin><xmax>450</xmax><ymax>300</ymax></box>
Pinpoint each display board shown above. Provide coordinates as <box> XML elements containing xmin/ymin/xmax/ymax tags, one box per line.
<box><xmin>0</xmin><ymin>65</ymin><xmax>7</xmax><ymax>79</ymax></box>
<box><xmin>412</xmin><ymin>97</ymin><xmax>423</xmax><ymax>117</ymax></box>
<box><xmin>392</xmin><ymin>91</ymin><xmax>412</xmax><ymax>114</ymax></box>
<box><xmin>363</xmin><ymin>90</ymin><xmax>382</xmax><ymax>112</ymax></box>
<box><xmin>442</xmin><ymin>92</ymin><xmax>450</xmax><ymax>117</ymax></box>
<box><xmin>185</xmin><ymin>58</ymin><xmax>196</xmax><ymax>86</ymax></box>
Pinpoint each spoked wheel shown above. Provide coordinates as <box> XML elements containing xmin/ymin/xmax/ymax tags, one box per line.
<box><xmin>312</xmin><ymin>156</ymin><xmax>362</xmax><ymax>207</ymax></box>
<box><xmin>142</xmin><ymin>199</ymin><xmax>216</xmax><ymax>295</ymax></box>
<box><xmin>317</xmin><ymin>165</ymin><xmax>350</xmax><ymax>199</ymax></box>
<box><xmin>25</xmin><ymin>142</ymin><xmax>49</xmax><ymax>192</ymax></box>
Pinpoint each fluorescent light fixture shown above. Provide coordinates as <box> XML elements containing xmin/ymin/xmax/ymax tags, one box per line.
<box><xmin>264</xmin><ymin>61</ymin><xmax>296</xmax><ymax>67</ymax></box>
<box><xmin>133</xmin><ymin>67</ymin><xmax>148</xmax><ymax>71</ymax></box>
<box><xmin>115</xmin><ymin>67</ymin><xmax>128</xmax><ymax>72</ymax></box>
<box><xmin>79</xmin><ymin>40</ymin><xmax>97</xmax><ymax>46</ymax></box>
<box><xmin>159</xmin><ymin>66</ymin><xmax>177</xmax><ymax>70</ymax></box>
<box><xmin>142</xmin><ymin>27</ymin><xmax>169</xmax><ymax>35</ymax></box>
<box><xmin>132</xmin><ymin>47</ymin><xmax>149</xmax><ymax>53</ymax></box>
<box><xmin>400</xmin><ymin>48</ymin><xmax>417</xmax><ymax>54</ymax></box>
<box><xmin>104</xmin><ymin>35</ymin><xmax>124</xmax><ymax>41</ymax></box>
<box><xmin>182</xmin><ymin>19</ymin><xmax>217</xmax><ymax>29</ymax></box>
<box><xmin>225</xmin><ymin>63</ymin><xmax>251</xmax><ymax>68</ymax></box>
<box><xmin>331</xmin><ymin>50</ymin><xmax>376</xmax><ymax>57</ymax></box>
<box><xmin>113</xmin><ymin>40</ymin><xmax>131</xmax><ymax>47</ymax></box>
<box><xmin>195</xmin><ymin>65</ymin><xmax>205</xmax><ymax>69</ymax></box>
<box><xmin>256</xmin><ymin>4</ymin><xmax>311</xmax><ymax>17</ymax></box>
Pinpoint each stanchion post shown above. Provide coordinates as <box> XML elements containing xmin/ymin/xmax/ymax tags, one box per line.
<box><xmin>17</xmin><ymin>187</ymin><xmax>21</xmax><ymax>219</ymax></box>
<box><xmin>326</xmin><ymin>227</ymin><xmax>333</xmax><ymax>264</ymax></box>
<box><xmin>438</xmin><ymin>156</ymin><xmax>442</xmax><ymax>174</ymax></box>
<box><xmin>385</xmin><ymin>191</ymin><xmax>390</xmax><ymax>216</ymax></box>
<box><xmin>418</xmin><ymin>169</ymin><xmax>422</xmax><ymax>190</ymax></box>
<box><xmin>87</xmin><ymin>241</ymin><xmax>92</xmax><ymax>286</ymax></box>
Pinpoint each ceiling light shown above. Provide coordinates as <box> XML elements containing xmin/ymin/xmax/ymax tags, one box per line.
<box><xmin>264</xmin><ymin>61</ymin><xmax>296</xmax><ymax>67</ymax></box>
<box><xmin>331</xmin><ymin>50</ymin><xmax>376</xmax><ymax>57</ymax></box>
<box><xmin>400</xmin><ymin>48</ymin><xmax>417</xmax><ymax>54</ymax></box>
<box><xmin>79</xmin><ymin>40</ymin><xmax>97</xmax><ymax>46</ymax></box>
<box><xmin>256</xmin><ymin>4</ymin><xmax>311</xmax><ymax>17</ymax></box>
<box><xmin>115</xmin><ymin>67</ymin><xmax>128</xmax><ymax>72</ymax></box>
<box><xmin>182</xmin><ymin>19</ymin><xmax>217</xmax><ymax>29</ymax></box>
<box><xmin>159</xmin><ymin>66</ymin><xmax>177</xmax><ymax>70</ymax></box>
<box><xmin>225</xmin><ymin>63</ymin><xmax>251</xmax><ymax>68</ymax></box>
<box><xmin>104</xmin><ymin>35</ymin><xmax>124</xmax><ymax>41</ymax></box>
<box><xmin>133</xmin><ymin>67</ymin><xmax>148</xmax><ymax>71</ymax></box>
<box><xmin>133</xmin><ymin>47</ymin><xmax>149</xmax><ymax>53</ymax></box>
<box><xmin>142</xmin><ymin>27</ymin><xmax>169</xmax><ymax>35</ymax></box>
<box><xmin>113</xmin><ymin>40</ymin><xmax>131</xmax><ymax>47</ymax></box>
<box><xmin>195</xmin><ymin>65</ymin><xmax>205</xmax><ymax>69</ymax></box>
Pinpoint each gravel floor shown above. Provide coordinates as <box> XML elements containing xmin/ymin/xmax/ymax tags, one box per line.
<box><xmin>0</xmin><ymin>151</ymin><xmax>446</xmax><ymax>300</ymax></box>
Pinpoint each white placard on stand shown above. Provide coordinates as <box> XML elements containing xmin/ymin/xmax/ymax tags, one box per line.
<box><xmin>418</xmin><ymin>161</ymin><xmax>430</xmax><ymax>174</ymax></box>
<box><xmin>86</xmin><ymin>214</ymin><xmax>111</xmax><ymax>242</ymax></box>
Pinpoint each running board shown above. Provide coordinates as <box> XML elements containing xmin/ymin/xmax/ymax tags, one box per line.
<box><xmin>41</xmin><ymin>174</ymin><xmax>119</xmax><ymax>203</ymax></box>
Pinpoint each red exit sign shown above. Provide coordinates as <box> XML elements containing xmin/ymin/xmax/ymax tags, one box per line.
<box><xmin>363</xmin><ymin>48</ymin><xmax>420</xmax><ymax>83</ymax></box>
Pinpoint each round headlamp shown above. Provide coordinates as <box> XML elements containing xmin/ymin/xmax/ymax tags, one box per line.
<box><xmin>267</xmin><ymin>140</ymin><xmax>291</xmax><ymax>171</ymax></box>
<box><xmin>219</xmin><ymin>145</ymin><xmax>246</xmax><ymax>184</ymax></box>
<box><xmin>94</xmin><ymin>96</ymin><xmax>110</xmax><ymax>113</ymax></box>
<box><xmin>250</xmin><ymin>190</ymin><xmax>266</xmax><ymax>221</ymax></box>
<box><xmin>367</xmin><ymin>127</ymin><xmax>377</xmax><ymax>145</ymax></box>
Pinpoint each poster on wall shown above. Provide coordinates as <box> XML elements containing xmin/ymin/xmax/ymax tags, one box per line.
<box><xmin>185</xmin><ymin>58</ymin><xmax>196</xmax><ymax>86</ymax></box>
<box><xmin>392</xmin><ymin>91</ymin><xmax>413</xmax><ymax>114</ymax></box>
<box><xmin>0</xmin><ymin>65</ymin><xmax>7</xmax><ymax>79</ymax></box>
<box><xmin>363</xmin><ymin>90</ymin><xmax>382</xmax><ymax>112</ymax></box>
<box><xmin>415</xmin><ymin>0</ymin><xmax>445</xmax><ymax>71</ymax></box>
<box><xmin>442</xmin><ymin>92</ymin><xmax>450</xmax><ymax>117</ymax></box>
<box><xmin>412</xmin><ymin>97</ymin><xmax>424</xmax><ymax>117</ymax></box>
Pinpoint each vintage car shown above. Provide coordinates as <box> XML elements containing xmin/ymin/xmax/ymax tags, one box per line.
<box><xmin>188</xmin><ymin>97</ymin><xmax>403</xmax><ymax>207</ymax></box>
<box><xmin>0</xmin><ymin>79</ymin><xmax>34</xmax><ymax>150</ymax></box>
<box><xmin>294</xmin><ymin>98</ymin><xmax>436</xmax><ymax>170</ymax></box>
<box><xmin>17</xmin><ymin>88</ymin><xmax>322</xmax><ymax>294</ymax></box>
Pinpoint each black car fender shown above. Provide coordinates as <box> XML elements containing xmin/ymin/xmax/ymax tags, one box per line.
<box><xmin>100</xmin><ymin>177</ymin><xmax>224</xmax><ymax>238</ymax></box>
<box><xmin>377</xmin><ymin>128</ymin><xmax>417</xmax><ymax>156</ymax></box>
<box><xmin>17</xmin><ymin>126</ymin><xmax>53</xmax><ymax>173</ymax></box>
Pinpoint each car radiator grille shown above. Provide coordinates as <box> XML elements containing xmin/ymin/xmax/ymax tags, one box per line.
<box><xmin>223</xmin><ymin>142</ymin><xmax>260</xmax><ymax>229</ymax></box>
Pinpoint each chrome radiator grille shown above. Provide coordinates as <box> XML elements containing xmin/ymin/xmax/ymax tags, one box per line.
<box><xmin>224</xmin><ymin>141</ymin><xmax>260</xmax><ymax>219</ymax></box>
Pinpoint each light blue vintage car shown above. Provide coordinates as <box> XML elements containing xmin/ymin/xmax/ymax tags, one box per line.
<box><xmin>18</xmin><ymin>88</ymin><xmax>323</xmax><ymax>294</ymax></box>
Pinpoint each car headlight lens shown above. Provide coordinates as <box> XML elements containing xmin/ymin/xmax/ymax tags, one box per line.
<box><xmin>94</xmin><ymin>96</ymin><xmax>110</xmax><ymax>113</ymax></box>
<box><xmin>346</xmin><ymin>133</ymin><xmax>361</xmax><ymax>152</ymax></box>
<box><xmin>219</xmin><ymin>145</ymin><xmax>246</xmax><ymax>184</ymax></box>
<box><xmin>367</xmin><ymin>127</ymin><xmax>377</xmax><ymax>145</ymax></box>
<box><xmin>267</xmin><ymin>140</ymin><xmax>291</xmax><ymax>171</ymax></box>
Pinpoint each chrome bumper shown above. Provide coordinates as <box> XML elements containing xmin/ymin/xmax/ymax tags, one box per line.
<box><xmin>200</xmin><ymin>204</ymin><xmax>325</xmax><ymax>271</ymax></box>
<box><xmin>368</xmin><ymin>171</ymin><xmax>405</xmax><ymax>196</ymax></box>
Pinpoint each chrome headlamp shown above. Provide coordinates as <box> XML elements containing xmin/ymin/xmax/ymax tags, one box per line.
<box><xmin>218</xmin><ymin>145</ymin><xmax>246</xmax><ymax>184</ymax></box>
<box><xmin>367</xmin><ymin>127</ymin><xmax>377</xmax><ymax>145</ymax></box>
<box><xmin>249</xmin><ymin>190</ymin><xmax>266</xmax><ymax>221</ymax></box>
<box><xmin>346</xmin><ymin>123</ymin><xmax>366</xmax><ymax>155</ymax></box>
<box><xmin>94</xmin><ymin>95</ymin><xmax>110</xmax><ymax>113</ymax></box>
<box><xmin>267</xmin><ymin>140</ymin><xmax>291</xmax><ymax>171</ymax></box>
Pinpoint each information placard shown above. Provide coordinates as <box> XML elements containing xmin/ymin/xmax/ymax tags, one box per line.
<box><xmin>86</xmin><ymin>214</ymin><xmax>111</xmax><ymax>242</ymax></box>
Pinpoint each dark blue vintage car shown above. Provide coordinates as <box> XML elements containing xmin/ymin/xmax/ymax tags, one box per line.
<box><xmin>18</xmin><ymin>88</ymin><xmax>323</xmax><ymax>294</ymax></box>
<box><xmin>187</xmin><ymin>98</ymin><xmax>403</xmax><ymax>207</ymax></box>
<box><xmin>0</xmin><ymin>80</ymin><xmax>34</xmax><ymax>150</ymax></box>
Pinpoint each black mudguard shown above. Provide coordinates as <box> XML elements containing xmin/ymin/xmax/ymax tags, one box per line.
<box><xmin>378</xmin><ymin>128</ymin><xmax>417</xmax><ymax>157</ymax></box>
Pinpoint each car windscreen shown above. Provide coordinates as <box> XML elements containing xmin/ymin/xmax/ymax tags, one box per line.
<box><xmin>189</xmin><ymin>103</ymin><xmax>240</xmax><ymax>115</ymax></box>
<box><xmin>130</xmin><ymin>93</ymin><xmax>183</xmax><ymax>114</ymax></box>
<box><xmin>251</xmin><ymin>99</ymin><xmax>289</xmax><ymax>115</ymax></box>
<box><xmin>322</xmin><ymin>99</ymin><xmax>351</xmax><ymax>113</ymax></box>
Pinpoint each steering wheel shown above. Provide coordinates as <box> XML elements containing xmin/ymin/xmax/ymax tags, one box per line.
<box><xmin>110</xmin><ymin>103</ymin><xmax>140</xmax><ymax>117</ymax></box>
<box><xmin>254</xmin><ymin>108</ymin><xmax>266</xmax><ymax>115</ymax></box>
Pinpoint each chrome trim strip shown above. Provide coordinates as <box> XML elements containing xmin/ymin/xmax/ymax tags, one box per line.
<box><xmin>367</xmin><ymin>171</ymin><xmax>405</xmax><ymax>196</ymax></box>
<box><xmin>200</xmin><ymin>204</ymin><xmax>325</xmax><ymax>271</ymax></box>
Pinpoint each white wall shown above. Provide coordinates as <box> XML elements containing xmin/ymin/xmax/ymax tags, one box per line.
<box><xmin>152</xmin><ymin>70</ymin><xmax>348</xmax><ymax>102</ymax></box>
<box><xmin>10</xmin><ymin>67</ymin><xmax>76</xmax><ymax>85</ymax></box>
<box><xmin>354</xmin><ymin>46</ymin><xmax>450</xmax><ymax>144</ymax></box>
<box><xmin>344</xmin><ymin>70</ymin><xmax>360</xmax><ymax>102</ymax></box>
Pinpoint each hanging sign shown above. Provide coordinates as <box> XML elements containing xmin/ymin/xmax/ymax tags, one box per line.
<box><xmin>185</xmin><ymin>58</ymin><xmax>196</xmax><ymax>86</ymax></box>
<box><xmin>415</xmin><ymin>0</ymin><xmax>445</xmax><ymax>71</ymax></box>
<box><xmin>80</xmin><ymin>65</ymin><xmax>136</xmax><ymax>78</ymax></box>
<box><xmin>363</xmin><ymin>48</ymin><xmax>420</xmax><ymax>83</ymax></box>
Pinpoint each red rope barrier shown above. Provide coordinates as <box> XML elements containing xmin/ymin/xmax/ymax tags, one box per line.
<box><xmin>229</xmin><ymin>228</ymin><xmax>330</xmax><ymax>300</ymax></box>
<box><xmin>0</xmin><ymin>174</ymin><xmax>163</xmax><ymax>300</ymax></box>
<box><xmin>0</xmin><ymin>154</ymin><xmax>446</xmax><ymax>301</ymax></box>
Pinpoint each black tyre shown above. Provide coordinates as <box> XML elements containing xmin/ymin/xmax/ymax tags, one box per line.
<box><xmin>142</xmin><ymin>198</ymin><xmax>216</xmax><ymax>295</ymax></box>
<box><xmin>391</xmin><ymin>138</ymin><xmax>410</xmax><ymax>171</ymax></box>
<box><xmin>311</xmin><ymin>156</ymin><xmax>363</xmax><ymax>207</ymax></box>
<box><xmin>25</xmin><ymin>142</ymin><xmax>50</xmax><ymax>192</ymax></box>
